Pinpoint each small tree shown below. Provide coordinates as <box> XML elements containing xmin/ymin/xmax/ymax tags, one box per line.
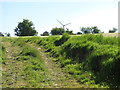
<box><xmin>77</xmin><ymin>32</ymin><xmax>82</xmax><ymax>34</ymax></box>
<box><xmin>81</xmin><ymin>27</ymin><xmax>86</xmax><ymax>34</ymax></box>
<box><xmin>4</xmin><ymin>33</ymin><xmax>11</xmax><ymax>37</ymax></box>
<box><xmin>41</xmin><ymin>31</ymin><xmax>49</xmax><ymax>36</ymax></box>
<box><xmin>80</xmin><ymin>26</ymin><xmax>101</xmax><ymax>34</ymax></box>
<box><xmin>51</xmin><ymin>27</ymin><xmax>65</xmax><ymax>35</ymax></box>
<box><xmin>0</xmin><ymin>32</ymin><xmax>4</xmax><ymax>37</ymax></box>
<box><xmin>92</xmin><ymin>26</ymin><xmax>100</xmax><ymax>33</ymax></box>
<box><xmin>65</xmin><ymin>28</ymin><xmax>73</xmax><ymax>35</ymax></box>
<box><xmin>109</xmin><ymin>28</ymin><xmax>117</xmax><ymax>33</ymax></box>
<box><xmin>14</xmin><ymin>19</ymin><xmax>38</xmax><ymax>36</ymax></box>
<box><xmin>81</xmin><ymin>27</ymin><xmax>92</xmax><ymax>34</ymax></box>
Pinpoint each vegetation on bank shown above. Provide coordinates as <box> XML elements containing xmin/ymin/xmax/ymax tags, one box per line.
<box><xmin>1</xmin><ymin>38</ymin><xmax>51</xmax><ymax>88</ymax></box>
<box><xmin>19</xmin><ymin>34</ymin><xmax>119</xmax><ymax>88</ymax></box>
<box><xmin>0</xmin><ymin>39</ymin><xmax>5</xmax><ymax>64</ymax></box>
<box><xmin>1</xmin><ymin>34</ymin><xmax>119</xmax><ymax>88</ymax></box>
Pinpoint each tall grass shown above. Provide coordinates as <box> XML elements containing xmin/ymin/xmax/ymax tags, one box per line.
<box><xmin>2</xmin><ymin>37</ymin><xmax>50</xmax><ymax>88</ymax></box>
<box><xmin>26</xmin><ymin>34</ymin><xmax>119</xmax><ymax>88</ymax></box>
<box><xmin>0</xmin><ymin>39</ymin><xmax>5</xmax><ymax>64</ymax></box>
<box><xmin>7</xmin><ymin>34</ymin><xmax>119</xmax><ymax>88</ymax></box>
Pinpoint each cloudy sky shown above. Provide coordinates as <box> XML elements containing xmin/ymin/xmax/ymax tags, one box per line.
<box><xmin>0</xmin><ymin>0</ymin><xmax>119</xmax><ymax>36</ymax></box>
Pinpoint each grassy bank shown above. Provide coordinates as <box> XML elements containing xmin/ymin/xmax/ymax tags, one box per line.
<box><xmin>1</xmin><ymin>34</ymin><xmax>119</xmax><ymax>88</ymax></box>
<box><xmin>2</xmin><ymin>37</ymin><xmax>50</xmax><ymax>88</ymax></box>
<box><xmin>22</xmin><ymin>34</ymin><xmax>119</xmax><ymax>88</ymax></box>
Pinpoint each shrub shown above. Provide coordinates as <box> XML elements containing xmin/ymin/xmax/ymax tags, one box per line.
<box><xmin>54</xmin><ymin>33</ymin><xmax>70</xmax><ymax>46</ymax></box>
<box><xmin>16</xmin><ymin>56</ymin><xmax>30</xmax><ymax>61</ymax></box>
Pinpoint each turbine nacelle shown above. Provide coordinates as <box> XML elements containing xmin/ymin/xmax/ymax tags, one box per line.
<box><xmin>57</xmin><ymin>19</ymin><xmax>71</xmax><ymax>30</ymax></box>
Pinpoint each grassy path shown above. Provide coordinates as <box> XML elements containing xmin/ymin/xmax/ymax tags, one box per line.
<box><xmin>30</xmin><ymin>43</ymin><xmax>86</xmax><ymax>88</ymax></box>
<box><xmin>2</xmin><ymin>41</ymin><xmax>27</xmax><ymax>88</ymax></box>
<box><xmin>2</xmin><ymin>39</ymin><xmax>86</xmax><ymax>88</ymax></box>
<box><xmin>2</xmin><ymin>40</ymin><xmax>51</xmax><ymax>88</ymax></box>
<box><xmin>38</xmin><ymin>47</ymin><xmax>82</xmax><ymax>88</ymax></box>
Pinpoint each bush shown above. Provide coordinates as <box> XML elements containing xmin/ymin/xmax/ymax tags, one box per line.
<box><xmin>88</xmin><ymin>46</ymin><xmax>119</xmax><ymax>87</ymax></box>
<box><xmin>20</xmin><ymin>45</ymin><xmax>39</xmax><ymax>58</ymax></box>
<box><xmin>16</xmin><ymin>56</ymin><xmax>30</xmax><ymax>61</ymax></box>
<box><xmin>54</xmin><ymin>33</ymin><xmax>70</xmax><ymax>46</ymax></box>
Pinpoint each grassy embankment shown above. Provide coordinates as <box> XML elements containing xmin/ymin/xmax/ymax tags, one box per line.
<box><xmin>1</xmin><ymin>33</ymin><xmax>120</xmax><ymax>88</ymax></box>
<box><xmin>1</xmin><ymin>37</ymin><xmax>86</xmax><ymax>88</ymax></box>
<box><xmin>24</xmin><ymin>33</ymin><xmax>119</xmax><ymax>88</ymax></box>
<box><xmin>1</xmin><ymin>37</ymin><xmax>51</xmax><ymax>88</ymax></box>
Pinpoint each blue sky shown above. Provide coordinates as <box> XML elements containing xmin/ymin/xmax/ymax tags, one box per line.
<box><xmin>0</xmin><ymin>0</ymin><xmax>119</xmax><ymax>36</ymax></box>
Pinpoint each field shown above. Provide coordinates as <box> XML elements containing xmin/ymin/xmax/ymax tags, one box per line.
<box><xmin>0</xmin><ymin>33</ymin><xmax>120</xmax><ymax>88</ymax></box>
<box><xmin>102</xmin><ymin>33</ymin><xmax>120</xmax><ymax>37</ymax></box>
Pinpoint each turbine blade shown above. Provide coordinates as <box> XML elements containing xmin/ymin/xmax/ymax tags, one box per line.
<box><xmin>65</xmin><ymin>23</ymin><xmax>71</xmax><ymax>26</ymax></box>
<box><xmin>57</xmin><ymin>20</ymin><xmax>64</xmax><ymax>26</ymax></box>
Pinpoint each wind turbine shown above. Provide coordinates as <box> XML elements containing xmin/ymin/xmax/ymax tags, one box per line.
<box><xmin>57</xmin><ymin>19</ymin><xmax>71</xmax><ymax>30</ymax></box>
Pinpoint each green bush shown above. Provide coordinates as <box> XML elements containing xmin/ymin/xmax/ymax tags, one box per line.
<box><xmin>19</xmin><ymin>45</ymin><xmax>39</xmax><ymax>58</ymax></box>
<box><xmin>1</xmin><ymin>45</ymin><xmax>5</xmax><ymax>63</ymax></box>
<box><xmin>54</xmin><ymin>33</ymin><xmax>70</xmax><ymax>46</ymax></box>
<box><xmin>88</xmin><ymin>46</ymin><xmax>119</xmax><ymax>87</ymax></box>
<box><xmin>16</xmin><ymin>56</ymin><xmax>30</xmax><ymax>61</ymax></box>
<box><xmin>61</xmin><ymin>40</ymin><xmax>98</xmax><ymax>63</ymax></box>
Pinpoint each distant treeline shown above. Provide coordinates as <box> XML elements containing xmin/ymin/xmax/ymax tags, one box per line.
<box><xmin>0</xmin><ymin>19</ymin><xmax>117</xmax><ymax>37</ymax></box>
<box><xmin>0</xmin><ymin>32</ymin><xmax>10</xmax><ymax>37</ymax></box>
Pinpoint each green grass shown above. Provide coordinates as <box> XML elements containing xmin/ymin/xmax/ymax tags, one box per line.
<box><xmin>14</xmin><ymin>38</ymin><xmax>50</xmax><ymax>88</ymax></box>
<box><xmin>0</xmin><ymin>38</ymin><xmax>5</xmax><ymax>64</ymax></box>
<box><xmin>24</xmin><ymin>34</ymin><xmax>119</xmax><ymax>88</ymax></box>
<box><xmin>2</xmin><ymin>34</ymin><xmax>119</xmax><ymax>88</ymax></box>
<box><xmin>2</xmin><ymin>38</ymin><xmax>50</xmax><ymax>88</ymax></box>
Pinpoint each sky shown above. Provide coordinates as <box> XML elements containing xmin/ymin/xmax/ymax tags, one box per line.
<box><xmin>0</xmin><ymin>0</ymin><xmax>119</xmax><ymax>36</ymax></box>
